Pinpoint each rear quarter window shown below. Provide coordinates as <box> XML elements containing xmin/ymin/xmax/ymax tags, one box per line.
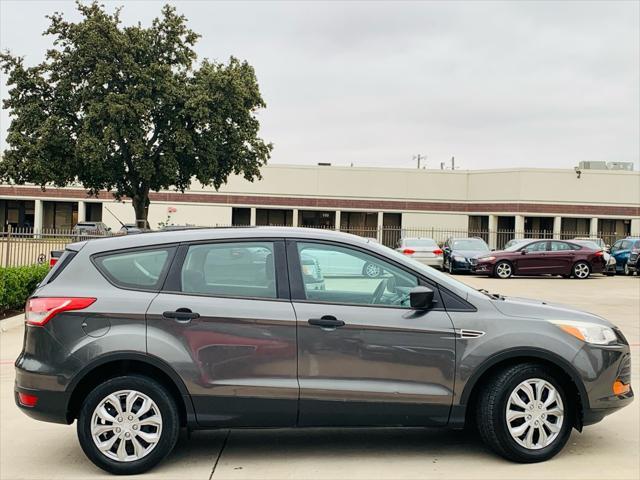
<box><xmin>93</xmin><ymin>247</ymin><xmax>175</xmax><ymax>290</ymax></box>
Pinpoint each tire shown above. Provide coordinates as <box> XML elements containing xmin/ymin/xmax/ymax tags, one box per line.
<box><xmin>476</xmin><ymin>363</ymin><xmax>573</xmax><ymax>463</ymax></box>
<box><xmin>572</xmin><ymin>261</ymin><xmax>591</xmax><ymax>279</ymax></box>
<box><xmin>624</xmin><ymin>264</ymin><xmax>631</xmax><ymax>276</ymax></box>
<box><xmin>448</xmin><ymin>259</ymin><xmax>454</xmax><ymax>274</ymax></box>
<box><xmin>362</xmin><ymin>262</ymin><xmax>382</xmax><ymax>278</ymax></box>
<box><xmin>494</xmin><ymin>261</ymin><xmax>513</xmax><ymax>279</ymax></box>
<box><xmin>77</xmin><ymin>375</ymin><xmax>180</xmax><ymax>475</ymax></box>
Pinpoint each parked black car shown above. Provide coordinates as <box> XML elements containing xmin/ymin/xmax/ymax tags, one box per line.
<box><xmin>443</xmin><ymin>237</ymin><xmax>490</xmax><ymax>273</ymax></box>
<box><xmin>627</xmin><ymin>248</ymin><xmax>639</xmax><ymax>275</ymax></box>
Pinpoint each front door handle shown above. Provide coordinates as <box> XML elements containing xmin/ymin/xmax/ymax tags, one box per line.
<box><xmin>308</xmin><ymin>315</ymin><xmax>345</xmax><ymax>329</ymax></box>
<box><xmin>163</xmin><ymin>308</ymin><xmax>200</xmax><ymax>323</ymax></box>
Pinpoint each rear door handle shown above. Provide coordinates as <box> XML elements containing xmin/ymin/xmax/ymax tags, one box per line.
<box><xmin>308</xmin><ymin>316</ymin><xmax>345</xmax><ymax>329</ymax></box>
<box><xmin>163</xmin><ymin>308</ymin><xmax>200</xmax><ymax>323</ymax></box>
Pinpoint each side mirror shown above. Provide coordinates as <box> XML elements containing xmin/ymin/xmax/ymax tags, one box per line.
<box><xmin>520</xmin><ymin>250</ymin><xmax>527</xmax><ymax>255</ymax></box>
<box><xmin>410</xmin><ymin>286</ymin><xmax>434</xmax><ymax>310</ymax></box>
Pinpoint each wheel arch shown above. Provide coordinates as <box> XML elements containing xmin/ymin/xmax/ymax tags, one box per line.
<box><xmin>459</xmin><ymin>348</ymin><xmax>589</xmax><ymax>430</ymax></box>
<box><xmin>65</xmin><ymin>352</ymin><xmax>195</xmax><ymax>426</ymax></box>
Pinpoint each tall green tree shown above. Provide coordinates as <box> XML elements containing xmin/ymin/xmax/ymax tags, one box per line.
<box><xmin>1</xmin><ymin>2</ymin><xmax>272</xmax><ymax>227</ymax></box>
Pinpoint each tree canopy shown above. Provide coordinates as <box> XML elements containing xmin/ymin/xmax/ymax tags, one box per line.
<box><xmin>1</xmin><ymin>1</ymin><xmax>272</xmax><ymax>226</ymax></box>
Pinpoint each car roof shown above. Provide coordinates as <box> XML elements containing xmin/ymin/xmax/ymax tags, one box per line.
<box><xmin>68</xmin><ymin>226</ymin><xmax>371</xmax><ymax>254</ymax></box>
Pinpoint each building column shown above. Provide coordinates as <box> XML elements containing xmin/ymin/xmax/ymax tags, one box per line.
<box><xmin>514</xmin><ymin>215</ymin><xmax>525</xmax><ymax>239</ymax></box>
<box><xmin>590</xmin><ymin>217</ymin><xmax>599</xmax><ymax>238</ymax></box>
<box><xmin>77</xmin><ymin>201</ymin><xmax>86</xmax><ymax>223</ymax></box>
<box><xmin>292</xmin><ymin>209</ymin><xmax>299</xmax><ymax>227</ymax></box>
<box><xmin>631</xmin><ymin>218</ymin><xmax>640</xmax><ymax>236</ymax></box>
<box><xmin>553</xmin><ymin>216</ymin><xmax>562</xmax><ymax>240</ymax></box>
<box><xmin>34</xmin><ymin>199</ymin><xmax>43</xmax><ymax>233</ymax></box>
<box><xmin>249</xmin><ymin>207</ymin><xmax>256</xmax><ymax>226</ymax></box>
<box><xmin>488</xmin><ymin>214</ymin><xmax>498</xmax><ymax>250</ymax></box>
<box><xmin>376</xmin><ymin>211</ymin><xmax>384</xmax><ymax>242</ymax></box>
<box><xmin>334</xmin><ymin>210</ymin><xmax>341</xmax><ymax>231</ymax></box>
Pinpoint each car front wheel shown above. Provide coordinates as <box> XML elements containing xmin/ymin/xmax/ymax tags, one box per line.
<box><xmin>624</xmin><ymin>263</ymin><xmax>632</xmax><ymax>276</ymax></box>
<box><xmin>494</xmin><ymin>261</ymin><xmax>513</xmax><ymax>279</ymax></box>
<box><xmin>476</xmin><ymin>363</ymin><xmax>573</xmax><ymax>463</ymax></box>
<box><xmin>77</xmin><ymin>375</ymin><xmax>180</xmax><ymax>475</ymax></box>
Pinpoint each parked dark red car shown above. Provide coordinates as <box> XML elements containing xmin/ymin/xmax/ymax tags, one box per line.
<box><xmin>470</xmin><ymin>239</ymin><xmax>606</xmax><ymax>279</ymax></box>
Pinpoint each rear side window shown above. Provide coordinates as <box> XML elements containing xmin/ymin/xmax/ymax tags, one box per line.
<box><xmin>180</xmin><ymin>242</ymin><xmax>276</xmax><ymax>298</ymax></box>
<box><xmin>94</xmin><ymin>247</ymin><xmax>174</xmax><ymax>290</ymax></box>
<box><xmin>40</xmin><ymin>250</ymin><xmax>77</xmax><ymax>285</ymax></box>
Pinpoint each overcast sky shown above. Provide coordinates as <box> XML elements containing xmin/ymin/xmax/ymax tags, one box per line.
<box><xmin>1</xmin><ymin>0</ymin><xmax>638</xmax><ymax>170</ymax></box>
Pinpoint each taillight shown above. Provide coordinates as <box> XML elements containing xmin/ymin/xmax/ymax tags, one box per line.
<box><xmin>49</xmin><ymin>257</ymin><xmax>58</xmax><ymax>267</ymax></box>
<box><xmin>25</xmin><ymin>297</ymin><xmax>96</xmax><ymax>326</ymax></box>
<box><xmin>433</xmin><ymin>249</ymin><xmax>443</xmax><ymax>255</ymax></box>
<box><xmin>18</xmin><ymin>392</ymin><xmax>38</xmax><ymax>407</ymax></box>
<box><xmin>594</xmin><ymin>251</ymin><xmax>604</xmax><ymax>257</ymax></box>
<box><xmin>402</xmin><ymin>248</ymin><xmax>415</xmax><ymax>255</ymax></box>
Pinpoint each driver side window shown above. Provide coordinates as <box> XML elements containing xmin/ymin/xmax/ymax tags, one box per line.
<box><xmin>296</xmin><ymin>242</ymin><xmax>418</xmax><ymax>307</ymax></box>
<box><xmin>524</xmin><ymin>241</ymin><xmax>548</xmax><ymax>253</ymax></box>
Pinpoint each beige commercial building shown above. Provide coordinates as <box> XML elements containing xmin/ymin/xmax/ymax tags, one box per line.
<box><xmin>1</xmin><ymin>164</ymin><xmax>639</xmax><ymax>248</ymax></box>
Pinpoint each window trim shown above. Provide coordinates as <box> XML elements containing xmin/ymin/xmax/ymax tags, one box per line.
<box><xmin>162</xmin><ymin>237</ymin><xmax>290</xmax><ymax>301</ymax></box>
<box><xmin>91</xmin><ymin>244</ymin><xmax>178</xmax><ymax>292</ymax></box>
<box><xmin>286</xmin><ymin>238</ymin><xmax>448</xmax><ymax>311</ymax></box>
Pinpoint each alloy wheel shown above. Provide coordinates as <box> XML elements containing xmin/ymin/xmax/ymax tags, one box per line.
<box><xmin>91</xmin><ymin>390</ymin><xmax>163</xmax><ymax>462</ymax></box>
<box><xmin>573</xmin><ymin>263</ymin><xmax>590</xmax><ymax>279</ymax></box>
<box><xmin>364</xmin><ymin>263</ymin><xmax>381</xmax><ymax>278</ymax></box>
<box><xmin>505</xmin><ymin>378</ymin><xmax>564</xmax><ymax>450</ymax></box>
<box><xmin>496</xmin><ymin>262</ymin><xmax>512</xmax><ymax>278</ymax></box>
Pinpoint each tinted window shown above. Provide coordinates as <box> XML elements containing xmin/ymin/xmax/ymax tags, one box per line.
<box><xmin>550</xmin><ymin>241</ymin><xmax>572</xmax><ymax>251</ymax></box>
<box><xmin>297</xmin><ymin>242</ymin><xmax>418</xmax><ymax>307</ymax></box>
<box><xmin>95</xmin><ymin>248</ymin><xmax>172</xmax><ymax>289</ymax></box>
<box><xmin>181</xmin><ymin>242</ymin><xmax>276</xmax><ymax>298</ymax></box>
<box><xmin>620</xmin><ymin>240</ymin><xmax>634</xmax><ymax>250</ymax></box>
<box><xmin>523</xmin><ymin>241</ymin><xmax>548</xmax><ymax>252</ymax></box>
<box><xmin>404</xmin><ymin>238</ymin><xmax>437</xmax><ymax>247</ymax></box>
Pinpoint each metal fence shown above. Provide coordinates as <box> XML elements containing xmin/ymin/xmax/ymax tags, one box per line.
<box><xmin>1</xmin><ymin>224</ymin><xmax>630</xmax><ymax>268</ymax></box>
<box><xmin>0</xmin><ymin>226</ymin><xmax>114</xmax><ymax>267</ymax></box>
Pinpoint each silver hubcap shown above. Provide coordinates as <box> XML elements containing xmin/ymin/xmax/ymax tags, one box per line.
<box><xmin>574</xmin><ymin>263</ymin><xmax>589</xmax><ymax>278</ymax></box>
<box><xmin>506</xmin><ymin>379</ymin><xmax>564</xmax><ymax>450</ymax></box>
<box><xmin>496</xmin><ymin>263</ymin><xmax>511</xmax><ymax>278</ymax></box>
<box><xmin>91</xmin><ymin>390</ymin><xmax>163</xmax><ymax>462</ymax></box>
<box><xmin>365</xmin><ymin>264</ymin><xmax>379</xmax><ymax>277</ymax></box>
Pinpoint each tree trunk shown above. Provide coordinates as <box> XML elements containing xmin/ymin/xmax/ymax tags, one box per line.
<box><xmin>132</xmin><ymin>192</ymin><xmax>150</xmax><ymax>229</ymax></box>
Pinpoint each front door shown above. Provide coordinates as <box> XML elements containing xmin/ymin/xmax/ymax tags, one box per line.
<box><xmin>515</xmin><ymin>240</ymin><xmax>552</xmax><ymax>274</ymax></box>
<box><xmin>146</xmin><ymin>239</ymin><xmax>298</xmax><ymax>427</ymax></box>
<box><xmin>288</xmin><ymin>240</ymin><xmax>456</xmax><ymax>427</ymax></box>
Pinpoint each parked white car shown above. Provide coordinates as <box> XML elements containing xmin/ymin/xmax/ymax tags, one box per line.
<box><xmin>396</xmin><ymin>237</ymin><xmax>443</xmax><ymax>269</ymax></box>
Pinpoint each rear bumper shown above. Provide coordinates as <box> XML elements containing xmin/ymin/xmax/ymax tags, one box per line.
<box><xmin>412</xmin><ymin>257</ymin><xmax>443</xmax><ymax>268</ymax></box>
<box><xmin>14</xmin><ymin>383</ymin><xmax>71</xmax><ymax>425</ymax></box>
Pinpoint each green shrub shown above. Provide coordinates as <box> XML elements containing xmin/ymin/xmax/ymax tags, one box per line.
<box><xmin>0</xmin><ymin>264</ymin><xmax>49</xmax><ymax>314</ymax></box>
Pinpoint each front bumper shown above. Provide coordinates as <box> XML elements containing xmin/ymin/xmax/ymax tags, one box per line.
<box><xmin>450</xmin><ymin>258</ymin><xmax>473</xmax><ymax>272</ymax></box>
<box><xmin>575</xmin><ymin>344</ymin><xmax>633</xmax><ymax>427</ymax></box>
<box><xmin>470</xmin><ymin>261</ymin><xmax>494</xmax><ymax>274</ymax></box>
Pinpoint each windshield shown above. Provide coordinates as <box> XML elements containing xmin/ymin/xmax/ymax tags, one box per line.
<box><xmin>404</xmin><ymin>238</ymin><xmax>437</xmax><ymax>247</ymax></box>
<box><xmin>452</xmin><ymin>239</ymin><xmax>489</xmax><ymax>251</ymax></box>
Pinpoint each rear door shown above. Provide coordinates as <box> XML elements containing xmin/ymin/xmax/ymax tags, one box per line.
<box><xmin>546</xmin><ymin>241</ymin><xmax>576</xmax><ymax>274</ymax></box>
<box><xmin>289</xmin><ymin>240</ymin><xmax>456</xmax><ymax>427</ymax></box>
<box><xmin>146</xmin><ymin>238</ymin><xmax>298</xmax><ymax>427</ymax></box>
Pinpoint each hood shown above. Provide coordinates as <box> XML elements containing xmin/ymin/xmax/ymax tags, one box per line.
<box><xmin>452</xmin><ymin>249</ymin><xmax>489</xmax><ymax>258</ymax></box>
<box><xmin>491</xmin><ymin>295</ymin><xmax>613</xmax><ymax>327</ymax></box>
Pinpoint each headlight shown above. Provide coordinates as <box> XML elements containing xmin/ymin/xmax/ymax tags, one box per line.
<box><xmin>549</xmin><ymin>320</ymin><xmax>617</xmax><ymax>345</ymax></box>
<box><xmin>479</xmin><ymin>256</ymin><xmax>496</xmax><ymax>262</ymax></box>
<box><xmin>453</xmin><ymin>256</ymin><xmax>467</xmax><ymax>262</ymax></box>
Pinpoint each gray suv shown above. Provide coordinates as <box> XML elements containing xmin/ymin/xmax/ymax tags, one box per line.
<box><xmin>15</xmin><ymin>228</ymin><xmax>633</xmax><ymax>474</ymax></box>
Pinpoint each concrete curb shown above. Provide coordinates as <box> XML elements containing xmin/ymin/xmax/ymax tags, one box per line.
<box><xmin>0</xmin><ymin>313</ymin><xmax>24</xmax><ymax>333</ymax></box>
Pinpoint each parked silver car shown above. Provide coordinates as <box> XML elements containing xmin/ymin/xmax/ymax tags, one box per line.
<box><xmin>396</xmin><ymin>237</ymin><xmax>444</xmax><ymax>269</ymax></box>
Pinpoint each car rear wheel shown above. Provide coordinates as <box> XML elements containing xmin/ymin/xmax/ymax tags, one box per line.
<box><xmin>494</xmin><ymin>261</ymin><xmax>513</xmax><ymax>279</ymax></box>
<box><xmin>624</xmin><ymin>264</ymin><xmax>632</xmax><ymax>276</ymax></box>
<box><xmin>77</xmin><ymin>375</ymin><xmax>179</xmax><ymax>475</ymax></box>
<box><xmin>572</xmin><ymin>261</ymin><xmax>591</xmax><ymax>279</ymax></box>
<box><xmin>476</xmin><ymin>363</ymin><xmax>572</xmax><ymax>463</ymax></box>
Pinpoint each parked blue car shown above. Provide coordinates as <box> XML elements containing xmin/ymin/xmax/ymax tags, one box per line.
<box><xmin>610</xmin><ymin>237</ymin><xmax>640</xmax><ymax>275</ymax></box>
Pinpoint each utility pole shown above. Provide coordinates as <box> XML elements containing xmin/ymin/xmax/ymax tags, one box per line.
<box><xmin>451</xmin><ymin>156</ymin><xmax>455</xmax><ymax>170</ymax></box>
<box><xmin>414</xmin><ymin>154</ymin><xmax>425</xmax><ymax>169</ymax></box>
